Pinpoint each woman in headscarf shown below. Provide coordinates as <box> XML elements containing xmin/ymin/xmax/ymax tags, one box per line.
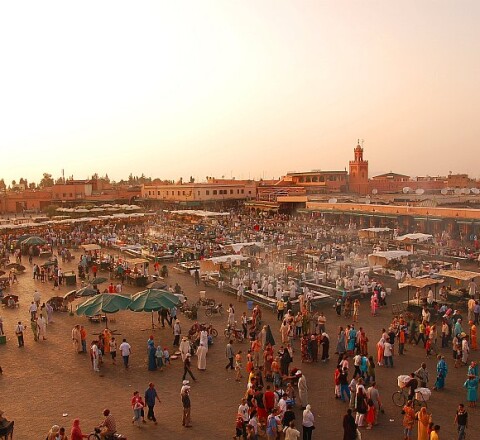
<box><xmin>46</xmin><ymin>425</ymin><xmax>60</xmax><ymax>440</ymax></box>
<box><xmin>337</xmin><ymin>327</ymin><xmax>346</xmax><ymax>364</ymax></box>
<box><xmin>70</xmin><ymin>419</ymin><xmax>88</xmax><ymax>440</ymax></box>
<box><xmin>343</xmin><ymin>408</ymin><xmax>356</xmax><ymax>440</ymax></box>
<box><xmin>147</xmin><ymin>335</ymin><xmax>157</xmax><ymax>371</ymax></box>
<box><xmin>434</xmin><ymin>355</ymin><xmax>448</xmax><ymax>390</ymax></box>
<box><xmin>196</xmin><ymin>342</ymin><xmax>207</xmax><ymax>371</ymax></box>
<box><xmin>302</xmin><ymin>404</ymin><xmax>315</xmax><ymax>440</ymax></box>
<box><xmin>376</xmin><ymin>337</ymin><xmax>385</xmax><ymax>366</ymax></box>
<box><xmin>415</xmin><ymin>407</ymin><xmax>431</xmax><ymax>440</ymax></box>
<box><xmin>463</xmin><ymin>373</ymin><xmax>479</xmax><ymax>407</ymax></box>
<box><xmin>320</xmin><ymin>333</ymin><xmax>330</xmax><ymax>362</ymax></box>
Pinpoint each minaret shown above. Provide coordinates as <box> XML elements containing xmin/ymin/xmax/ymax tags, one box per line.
<box><xmin>349</xmin><ymin>140</ymin><xmax>369</xmax><ymax>195</ymax></box>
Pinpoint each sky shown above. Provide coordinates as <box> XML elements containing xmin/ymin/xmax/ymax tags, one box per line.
<box><xmin>0</xmin><ymin>1</ymin><xmax>479</xmax><ymax>185</ymax></box>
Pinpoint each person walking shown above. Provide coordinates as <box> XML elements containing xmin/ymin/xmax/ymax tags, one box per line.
<box><xmin>181</xmin><ymin>380</ymin><xmax>192</xmax><ymax>427</ymax></box>
<box><xmin>91</xmin><ymin>340</ymin><xmax>100</xmax><ymax>372</ymax></box>
<box><xmin>226</xmin><ymin>339</ymin><xmax>235</xmax><ymax>370</ymax></box>
<box><xmin>119</xmin><ymin>338</ymin><xmax>131</xmax><ymax>368</ymax></box>
<box><xmin>15</xmin><ymin>321</ymin><xmax>25</xmax><ymax>347</ymax></box>
<box><xmin>302</xmin><ymin>405</ymin><xmax>315</xmax><ymax>440</ymax></box>
<box><xmin>144</xmin><ymin>382</ymin><xmax>161</xmax><ymax>425</ymax></box>
<box><xmin>297</xmin><ymin>371</ymin><xmax>308</xmax><ymax>410</ymax></box>
<box><xmin>463</xmin><ymin>374</ymin><xmax>479</xmax><ymax>407</ymax></box>
<box><xmin>173</xmin><ymin>320</ymin><xmax>181</xmax><ymax>347</ymax></box>
<box><xmin>131</xmin><ymin>391</ymin><xmax>144</xmax><ymax>427</ymax></box>
<box><xmin>434</xmin><ymin>355</ymin><xmax>448</xmax><ymax>390</ymax></box>
<box><xmin>182</xmin><ymin>353</ymin><xmax>196</xmax><ymax>381</ymax></box>
<box><xmin>343</xmin><ymin>408</ymin><xmax>356</xmax><ymax>440</ymax></box>
<box><xmin>402</xmin><ymin>400</ymin><xmax>415</xmax><ymax>440</ymax></box>
<box><xmin>80</xmin><ymin>326</ymin><xmax>87</xmax><ymax>353</ymax></box>
<box><xmin>196</xmin><ymin>342</ymin><xmax>207</xmax><ymax>371</ymax></box>
<box><xmin>72</xmin><ymin>325</ymin><xmax>81</xmax><ymax>353</ymax></box>
<box><xmin>454</xmin><ymin>403</ymin><xmax>468</xmax><ymax>440</ymax></box>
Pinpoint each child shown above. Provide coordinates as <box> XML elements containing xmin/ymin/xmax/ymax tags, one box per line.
<box><xmin>234</xmin><ymin>414</ymin><xmax>243</xmax><ymax>439</ymax></box>
<box><xmin>155</xmin><ymin>345</ymin><xmax>164</xmax><ymax>370</ymax></box>
<box><xmin>425</xmin><ymin>338</ymin><xmax>431</xmax><ymax>358</ymax></box>
<box><xmin>109</xmin><ymin>337</ymin><xmax>117</xmax><ymax>365</ymax></box>
<box><xmin>163</xmin><ymin>347</ymin><xmax>170</xmax><ymax>365</ymax></box>
<box><xmin>365</xmin><ymin>398</ymin><xmax>376</xmax><ymax>429</ymax></box>
<box><xmin>235</xmin><ymin>351</ymin><xmax>243</xmax><ymax>382</ymax></box>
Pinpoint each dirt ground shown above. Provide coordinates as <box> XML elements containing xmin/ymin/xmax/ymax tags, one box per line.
<box><xmin>1</xmin><ymin>251</ymin><xmax>479</xmax><ymax>439</ymax></box>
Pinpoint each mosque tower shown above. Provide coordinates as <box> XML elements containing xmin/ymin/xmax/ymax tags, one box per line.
<box><xmin>349</xmin><ymin>140</ymin><xmax>369</xmax><ymax>195</ymax></box>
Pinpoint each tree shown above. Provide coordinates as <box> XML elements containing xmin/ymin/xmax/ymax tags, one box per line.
<box><xmin>28</xmin><ymin>182</ymin><xmax>36</xmax><ymax>189</ymax></box>
<box><xmin>189</xmin><ymin>176</ymin><xmax>195</xmax><ymax>183</ymax></box>
<box><xmin>11</xmin><ymin>180</ymin><xmax>16</xmax><ymax>186</ymax></box>
<box><xmin>0</xmin><ymin>179</ymin><xmax>6</xmax><ymax>190</ymax></box>
<box><xmin>40</xmin><ymin>173</ymin><xmax>54</xmax><ymax>188</ymax></box>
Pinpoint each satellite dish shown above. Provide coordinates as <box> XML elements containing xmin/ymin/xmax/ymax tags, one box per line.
<box><xmin>470</xmin><ymin>187</ymin><xmax>477</xmax><ymax>194</ymax></box>
<box><xmin>328</xmin><ymin>198</ymin><xmax>338</xmax><ymax>204</ymax></box>
<box><xmin>402</xmin><ymin>187</ymin><xmax>411</xmax><ymax>194</ymax></box>
<box><xmin>365</xmin><ymin>198</ymin><xmax>371</xmax><ymax>204</ymax></box>
<box><xmin>464</xmin><ymin>188</ymin><xmax>471</xmax><ymax>195</ymax></box>
<box><xmin>372</xmin><ymin>188</ymin><xmax>378</xmax><ymax>195</ymax></box>
<box><xmin>415</xmin><ymin>188</ymin><xmax>424</xmax><ymax>195</ymax></box>
<box><xmin>454</xmin><ymin>188</ymin><xmax>462</xmax><ymax>195</ymax></box>
<box><xmin>472</xmin><ymin>188</ymin><xmax>480</xmax><ymax>195</ymax></box>
<box><xmin>440</xmin><ymin>188</ymin><xmax>448</xmax><ymax>195</ymax></box>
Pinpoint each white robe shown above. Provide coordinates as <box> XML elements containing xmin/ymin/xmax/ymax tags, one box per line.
<box><xmin>37</xmin><ymin>316</ymin><xmax>47</xmax><ymax>338</ymax></box>
<box><xmin>179</xmin><ymin>340</ymin><xmax>191</xmax><ymax>362</ymax></box>
<box><xmin>298</xmin><ymin>375</ymin><xmax>308</xmax><ymax>407</ymax></box>
<box><xmin>196</xmin><ymin>345</ymin><xmax>207</xmax><ymax>370</ymax></box>
<box><xmin>199</xmin><ymin>331</ymin><xmax>209</xmax><ymax>352</ymax></box>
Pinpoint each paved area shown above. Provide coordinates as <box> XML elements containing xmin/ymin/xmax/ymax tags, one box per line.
<box><xmin>0</xmin><ymin>252</ymin><xmax>479</xmax><ymax>439</ymax></box>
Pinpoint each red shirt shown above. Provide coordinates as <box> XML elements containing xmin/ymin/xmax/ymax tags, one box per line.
<box><xmin>264</xmin><ymin>390</ymin><xmax>275</xmax><ymax>411</ymax></box>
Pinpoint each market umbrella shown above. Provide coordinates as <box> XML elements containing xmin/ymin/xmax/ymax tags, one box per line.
<box><xmin>129</xmin><ymin>289</ymin><xmax>180</xmax><ymax>330</ymax></box>
<box><xmin>5</xmin><ymin>263</ymin><xmax>25</xmax><ymax>272</ymax></box>
<box><xmin>91</xmin><ymin>277</ymin><xmax>108</xmax><ymax>285</ymax></box>
<box><xmin>76</xmin><ymin>293</ymin><xmax>132</xmax><ymax>328</ymax></box>
<box><xmin>21</xmin><ymin>236</ymin><xmax>46</xmax><ymax>246</ymax></box>
<box><xmin>75</xmin><ymin>286</ymin><xmax>99</xmax><ymax>298</ymax></box>
<box><xmin>146</xmin><ymin>280</ymin><xmax>168</xmax><ymax>290</ymax></box>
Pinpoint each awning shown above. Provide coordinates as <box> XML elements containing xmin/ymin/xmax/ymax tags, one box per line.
<box><xmin>437</xmin><ymin>269</ymin><xmax>480</xmax><ymax>281</ymax></box>
<box><xmin>398</xmin><ymin>278</ymin><xmax>444</xmax><ymax>289</ymax></box>
<box><xmin>81</xmin><ymin>244</ymin><xmax>101</xmax><ymax>251</ymax></box>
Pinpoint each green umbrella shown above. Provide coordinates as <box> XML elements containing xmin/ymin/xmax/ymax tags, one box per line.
<box><xmin>75</xmin><ymin>286</ymin><xmax>98</xmax><ymax>297</ymax></box>
<box><xmin>91</xmin><ymin>277</ymin><xmax>108</xmax><ymax>285</ymax></box>
<box><xmin>129</xmin><ymin>289</ymin><xmax>180</xmax><ymax>330</ymax></box>
<box><xmin>76</xmin><ymin>293</ymin><xmax>131</xmax><ymax>327</ymax></box>
<box><xmin>21</xmin><ymin>236</ymin><xmax>46</xmax><ymax>246</ymax></box>
<box><xmin>129</xmin><ymin>289</ymin><xmax>179</xmax><ymax>312</ymax></box>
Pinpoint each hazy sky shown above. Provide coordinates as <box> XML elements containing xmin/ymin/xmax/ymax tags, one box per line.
<box><xmin>1</xmin><ymin>1</ymin><xmax>479</xmax><ymax>185</ymax></box>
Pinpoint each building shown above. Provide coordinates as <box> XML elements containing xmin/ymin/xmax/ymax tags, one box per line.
<box><xmin>141</xmin><ymin>179</ymin><xmax>257</xmax><ymax>208</ymax></box>
<box><xmin>348</xmin><ymin>142</ymin><xmax>369</xmax><ymax>195</ymax></box>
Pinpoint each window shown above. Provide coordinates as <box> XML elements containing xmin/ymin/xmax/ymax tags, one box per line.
<box><xmin>182</xmin><ymin>191</ymin><xmax>185</xmax><ymax>195</ymax></box>
<box><xmin>206</xmin><ymin>190</ymin><xmax>210</xmax><ymax>195</ymax></box>
<box><xmin>157</xmin><ymin>191</ymin><xmax>160</xmax><ymax>195</ymax></box>
<box><xmin>319</xmin><ymin>176</ymin><xmax>325</xmax><ymax>182</ymax></box>
<box><xmin>299</xmin><ymin>177</ymin><xmax>305</xmax><ymax>183</ymax></box>
<box><xmin>69</xmin><ymin>193</ymin><xmax>73</xmax><ymax>197</ymax></box>
<box><xmin>241</xmin><ymin>189</ymin><xmax>244</xmax><ymax>194</ymax></box>
<box><xmin>177</xmin><ymin>191</ymin><xmax>180</xmax><ymax>196</ymax></box>
<box><xmin>213</xmin><ymin>190</ymin><xmax>217</xmax><ymax>195</ymax></box>
<box><xmin>312</xmin><ymin>176</ymin><xmax>318</xmax><ymax>182</ymax></box>
<box><xmin>166</xmin><ymin>191</ymin><xmax>169</xmax><ymax>196</ymax></box>
<box><xmin>197</xmin><ymin>191</ymin><xmax>200</xmax><ymax>195</ymax></box>
<box><xmin>248</xmin><ymin>191</ymin><xmax>251</xmax><ymax>194</ymax></box>
<box><xmin>230</xmin><ymin>189</ymin><xmax>233</xmax><ymax>194</ymax></box>
<box><xmin>362</xmin><ymin>173</ymin><xmax>365</xmax><ymax>179</ymax></box>
<box><xmin>306</xmin><ymin>177</ymin><xmax>311</xmax><ymax>183</ymax></box>
<box><xmin>237</xmin><ymin>189</ymin><xmax>239</xmax><ymax>194</ymax></box>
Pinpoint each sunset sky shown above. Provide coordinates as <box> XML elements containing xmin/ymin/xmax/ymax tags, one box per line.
<box><xmin>0</xmin><ymin>1</ymin><xmax>479</xmax><ymax>185</ymax></box>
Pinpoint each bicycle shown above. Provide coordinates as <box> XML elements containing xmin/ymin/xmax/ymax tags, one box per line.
<box><xmin>392</xmin><ymin>387</ymin><xmax>427</xmax><ymax>412</ymax></box>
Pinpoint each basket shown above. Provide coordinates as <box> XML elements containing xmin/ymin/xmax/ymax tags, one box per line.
<box><xmin>397</xmin><ymin>375</ymin><xmax>410</xmax><ymax>388</ymax></box>
<box><xmin>415</xmin><ymin>388</ymin><xmax>431</xmax><ymax>402</ymax></box>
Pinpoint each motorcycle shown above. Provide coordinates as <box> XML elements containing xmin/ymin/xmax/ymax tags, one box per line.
<box><xmin>224</xmin><ymin>323</ymin><xmax>245</xmax><ymax>342</ymax></box>
<box><xmin>205</xmin><ymin>302</ymin><xmax>223</xmax><ymax>317</ymax></box>
<box><xmin>88</xmin><ymin>427</ymin><xmax>127</xmax><ymax>440</ymax></box>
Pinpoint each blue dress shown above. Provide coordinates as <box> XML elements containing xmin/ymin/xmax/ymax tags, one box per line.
<box><xmin>147</xmin><ymin>339</ymin><xmax>157</xmax><ymax>371</ymax></box>
<box><xmin>464</xmin><ymin>377</ymin><xmax>479</xmax><ymax>402</ymax></box>
<box><xmin>434</xmin><ymin>359</ymin><xmax>448</xmax><ymax>389</ymax></box>
<box><xmin>347</xmin><ymin>329</ymin><xmax>357</xmax><ymax>352</ymax></box>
